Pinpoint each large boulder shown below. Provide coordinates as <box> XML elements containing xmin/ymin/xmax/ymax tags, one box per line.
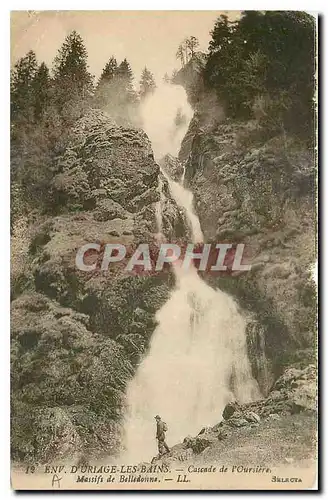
<box><xmin>222</xmin><ymin>401</ymin><xmax>241</xmax><ymax>420</ymax></box>
<box><xmin>184</xmin><ymin>432</ymin><xmax>218</xmax><ymax>454</ymax></box>
<box><xmin>271</xmin><ymin>364</ymin><xmax>317</xmax><ymax>412</ymax></box>
<box><xmin>239</xmin><ymin>365</ymin><xmax>317</xmax><ymax>418</ymax></box>
<box><xmin>221</xmin><ymin>401</ymin><xmax>260</xmax><ymax>428</ymax></box>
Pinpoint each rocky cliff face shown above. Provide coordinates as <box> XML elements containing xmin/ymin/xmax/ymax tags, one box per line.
<box><xmin>11</xmin><ymin>109</ymin><xmax>186</xmax><ymax>463</ymax></box>
<box><xmin>180</xmin><ymin>111</ymin><xmax>316</xmax><ymax>393</ymax></box>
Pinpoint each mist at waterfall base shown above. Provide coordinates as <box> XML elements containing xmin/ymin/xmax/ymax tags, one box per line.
<box><xmin>122</xmin><ymin>84</ymin><xmax>261</xmax><ymax>462</ymax></box>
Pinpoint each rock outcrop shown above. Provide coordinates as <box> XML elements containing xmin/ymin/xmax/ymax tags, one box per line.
<box><xmin>151</xmin><ymin>365</ymin><xmax>317</xmax><ymax>467</ymax></box>
<box><xmin>172</xmin><ymin>52</ymin><xmax>206</xmax><ymax>106</ymax></box>
<box><xmin>160</xmin><ymin>154</ymin><xmax>184</xmax><ymax>182</ymax></box>
<box><xmin>11</xmin><ymin>110</ymin><xmax>186</xmax><ymax>463</ymax></box>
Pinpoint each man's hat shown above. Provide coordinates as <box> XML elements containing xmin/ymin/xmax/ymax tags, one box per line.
<box><xmin>155</xmin><ymin>415</ymin><xmax>161</xmax><ymax>420</ymax></box>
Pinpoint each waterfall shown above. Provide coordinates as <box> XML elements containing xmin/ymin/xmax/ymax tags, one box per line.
<box><xmin>155</xmin><ymin>175</ymin><xmax>164</xmax><ymax>241</ymax></box>
<box><xmin>180</xmin><ymin>163</ymin><xmax>186</xmax><ymax>185</ymax></box>
<box><xmin>161</xmin><ymin>166</ymin><xmax>203</xmax><ymax>244</ymax></box>
<box><xmin>123</xmin><ymin>85</ymin><xmax>261</xmax><ymax>462</ymax></box>
<box><xmin>140</xmin><ymin>82</ymin><xmax>193</xmax><ymax>158</ymax></box>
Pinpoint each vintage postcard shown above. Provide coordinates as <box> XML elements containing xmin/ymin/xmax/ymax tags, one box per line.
<box><xmin>10</xmin><ymin>10</ymin><xmax>318</xmax><ymax>490</ymax></box>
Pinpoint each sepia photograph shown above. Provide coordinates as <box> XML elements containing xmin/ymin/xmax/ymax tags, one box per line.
<box><xmin>10</xmin><ymin>9</ymin><xmax>318</xmax><ymax>490</ymax></box>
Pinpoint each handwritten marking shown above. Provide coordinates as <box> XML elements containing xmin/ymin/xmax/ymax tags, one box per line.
<box><xmin>52</xmin><ymin>474</ymin><xmax>62</xmax><ymax>488</ymax></box>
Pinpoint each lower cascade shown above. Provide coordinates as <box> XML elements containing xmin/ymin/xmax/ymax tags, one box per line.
<box><xmin>123</xmin><ymin>142</ymin><xmax>261</xmax><ymax>461</ymax></box>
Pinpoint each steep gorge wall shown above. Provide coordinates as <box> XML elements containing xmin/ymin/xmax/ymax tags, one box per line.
<box><xmin>11</xmin><ymin>109</ymin><xmax>186</xmax><ymax>463</ymax></box>
<box><xmin>180</xmin><ymin>109</ymin><xmax>316</xmax><ymax>393</ymax></box>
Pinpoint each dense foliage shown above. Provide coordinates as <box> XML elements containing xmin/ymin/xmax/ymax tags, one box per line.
<box><xmin>203</xmin><ymin>11</ymin><xmax>316</xmax><ymax>139</ymax></box>
<box><xmin>139</xmin><ymin>67</ymin><xmax>156</xmax><ymax>99</ymax></box>
<box><xmin>176</xmin><ymin>36</ymin><xmax>200</xmax><ymax>67</ymax></box>
<box><xmin>11</xmin><ymin>31</ymin><xmax>157</xmax><ymax>224</ymax></box>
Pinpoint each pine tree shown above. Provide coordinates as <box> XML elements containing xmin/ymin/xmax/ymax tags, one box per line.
<box><xmin>117</xmin><ymin>59</ymin><xmax>134</xmax><ymax>94</ymax></box>
<box><xmin>116</xmin><ymin>59</ymin><xmax>137</xmax><ymax>108</ymax></box>
<box><xmin>53</xmin><ymin>31</ymin><xmax>94</xmax><ymax>111</ymax></box>
<box><xmin>94</xmin><ymin>57</ymin><xmax>138</xmax><ymax>123</ymax></box>
<box><xmin>208</xmin><ymin>15</ymin><xmax>234</xmax><ymax>55</ymax></box>
<box><xmin>176</xmin><ymin>44</ymin><xmax>185</xmax><ymax>67</ymax></box>
<box><xmin>100</xmin><ymin>56</ymin><xmax>118</xmax><ymax>82</ymax></box>
<box><xmin>176</xmin><ymin>37</ymin><xmax>199</xmax><ymax>68</ymax></box>
<box><xmin>139</xmin><ymin>67</ymin><xmax>156</xmax><ymax>99</ymax></box>
<box><xmin>163</xmin><ymin>72</ymin><xmax>170</xmax><ymax>84</ymax></box>
<box><xmin>204</xmin><ymin>11</ymin><xmax>315</xmax><ymax>136</ymax></box>
<box><xmin>94</xmin><ymin>56</ymin><xmax>118</xmax><ymax>108</ymax></box>
<box><xmin>182</xmin><ymin>38</ymin><xmax>190</xmax><ymax>64</ymax></box>
<box><xmin>31</xmin><ymin>62</ymin><xmax>51</xmax><ymax>119</ymax></box>
<box><xmin>115</xmin><ymin>58</ymin><xmax>139</xmax><ymax>124</ymax></box>
<box><xmin>186</xmin><ymin>36</ymin><xmax>199</xmax><ymax>58</ymax></box>
<box><xmin>11</xmin><ymin>50</ymin><xmax>38</xmax><ymax>122</ymax></box>
<box><xmin>171</xmin><ymin>69</ymin><xmax>178</xmax><ymax>80</ymax></box>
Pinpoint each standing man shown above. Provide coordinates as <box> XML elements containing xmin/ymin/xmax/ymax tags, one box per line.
<box><xmin>155</xmin><ymin>415</ymin><xmax>170</xmax><ymax>456</ymax></box>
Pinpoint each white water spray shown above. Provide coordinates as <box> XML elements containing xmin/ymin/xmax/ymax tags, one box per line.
<box><xmin>123</xmin><ymin>84</ymin><xmax>260</xmax><ymax>462</ymax></box>
<box><xmin>140</xmin><ymin>83</ymin><xmax>193</xmax><ymax>158</ymax></box>
<box><xmin>161</xmin><ymin>167</ymin><xmax>203</xmax><ymax>244</ymax></box>
<box><xmin>155</xmin><ymin>175</ymin><xmax>164</xmax><ymax>241</ymax></box>
<box><xmin>180</xmin><ymin>163</ymin><xmax>186</xmax><ymax>185</ymax></box>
